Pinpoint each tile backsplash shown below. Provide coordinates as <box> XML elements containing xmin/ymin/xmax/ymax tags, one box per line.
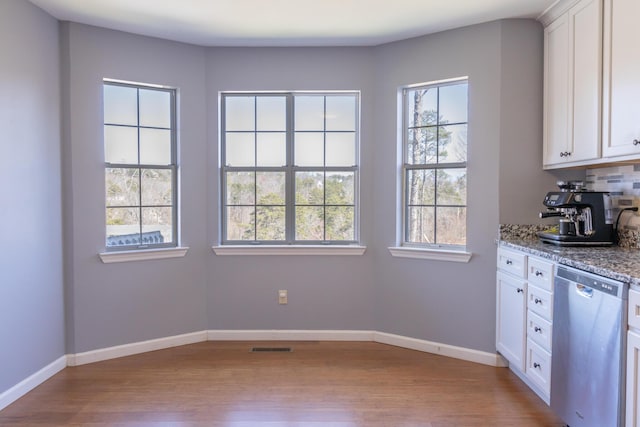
<box><xmin>586</xmin><ymin>164</ymin><xmax>640</xmax><ymax>248</ymax></box>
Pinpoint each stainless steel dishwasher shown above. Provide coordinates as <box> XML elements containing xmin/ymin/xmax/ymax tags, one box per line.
<box><xmin>551</xmin><ymin>265</ymin><xmax>627</xmax><ymax>427</ymax></box>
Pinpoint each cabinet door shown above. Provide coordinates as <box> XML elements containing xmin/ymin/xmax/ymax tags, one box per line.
<box><xmin>627</xmin><ymin>330</ymin><xmax>640</xmax><ymax>427</ymax></box>
<box><xmin>544</xmin><ymin>0</ymin><xmax>601</xmax><ymax>168</ymax></box>
<box><xmin>603</xmin><ymin>0</ymin><xmax>640</xmax><ymax>158</ymax></box>
<box><xmin>543</xmin><ymin>14</ymin><xmax>570</xmax><ymax>167</ymax></box>
<box><xmin>496</xmin><ymin>271</ymin><xmax>527</xmax><ymax>371</ymax></box>
<box><xmin>568</xmin><ymin>0</ymin><xmax>602</xmax><ymax>162</ymax></box>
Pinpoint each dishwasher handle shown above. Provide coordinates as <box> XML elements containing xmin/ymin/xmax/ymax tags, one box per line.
<box><xmin>576</xmin><ymin>284</ymin><xmax>594</xmax><ymax>298</ymax></box>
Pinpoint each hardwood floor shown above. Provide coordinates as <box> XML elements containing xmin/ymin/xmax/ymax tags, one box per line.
<box><xmin>0</xmin><ymin>341</ymin><xmax>564</xmax><ymax>426</ymax></box>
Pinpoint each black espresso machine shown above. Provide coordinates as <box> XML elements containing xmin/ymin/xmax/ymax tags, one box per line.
<box><xmin>538</xmin><ymin>181</ymin><xmax>615</xmax><ymax>246</ymax></box>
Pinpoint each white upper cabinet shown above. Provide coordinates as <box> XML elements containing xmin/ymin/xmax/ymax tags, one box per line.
<box><xmin>543</xmin><ymin>0</ymin><xmax>602</xmax><ymax>168</ymax></box>
<box><xmin>602</xmin><ymin>0</ymin><xmax>640</xmax><ymax>158</ymax></box>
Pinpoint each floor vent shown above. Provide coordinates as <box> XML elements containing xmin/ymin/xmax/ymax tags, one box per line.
<box><xmin>251</xmin><ymin>347</ymin><xmax>292</xmax><ymax>353</ymax></box>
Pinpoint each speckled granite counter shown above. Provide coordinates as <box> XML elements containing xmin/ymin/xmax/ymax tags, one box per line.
<box><xmin>499</xmin><ymin>238</ymin><xmax>640</xmax><ymax>287</ymax></box>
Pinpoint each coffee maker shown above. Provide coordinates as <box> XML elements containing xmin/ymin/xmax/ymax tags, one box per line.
<box><xmin>537</xmin><ymin>181</ymin><xmax>615</xmax><ymax>246</ymax></box>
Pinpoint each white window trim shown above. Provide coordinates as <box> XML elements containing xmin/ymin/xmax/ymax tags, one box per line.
<box><xmin>212</xmin><ymin>245</ymin><xmax>366</xmax><ymax>256</ymax></box>
<box><xmin>99</xmin><ymin>247</ymin><xmax>189</xmax><ymax>264</ymax></box>
<box><xmin>388</xmin><ymin>246</ymin><xmax>472</xmax><ymax>263</ymax></box>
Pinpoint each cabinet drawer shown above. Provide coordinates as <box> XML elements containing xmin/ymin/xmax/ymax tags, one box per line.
<box><xmin>528</xmin><ymin>285</ymin><xmax>553</xmax><ymax>320</ymax></box>
<box><xmin>527</xmin><ymin>257</ymin><xmax>554</xmax><ymax>292</ymax></box>
<box><xmin>497</xmin><ymin>247</ymin><xmax>527</xmax><ymax>278</ymax></box>
<box><xmin>629</xmin><ymin>289</ymin><xmax>640</xmax><ymax>330</ymax></box>
<box><xmin>527</xmin><ymin>310</ymin><xmax>552</xmax><ymax>352</ymax></box>
<box><xmin>526</xmin><ymin>339</ymin><xmax>552</xmax><ymax>396</ymax></box>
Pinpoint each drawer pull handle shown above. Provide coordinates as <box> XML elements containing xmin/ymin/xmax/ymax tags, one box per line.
<box><xmin>634</xmin><ymin>139</ymin><xmax>640</xmax><ymax>146</ymax></box>
<box><xmin>517</xmin><ymin>288</ymin><xmax>524</xmax><ymax>294</ymax></box>
<box><xmin>535</xmin><ymin>271</ymin><xmax>543</xmax><ymax>277</ymax></box>
<box><xmin>506</xmin><ymin>259</ymin><xmax>513</xmax><ymax>265</ymax></box>
<box><xmin>535</xmin><ymin>298</ymin><xmax>542</xmax><ymax>304</ymax></box>
<box><xmin>533</xmin><ymin>362</ymin><xmax>541</xmax><ymax>369</ymax></box>
<box><xmin>534</xmin><ymin>326</ymin><xmax>542</xmax><ymax>333</ymax></box>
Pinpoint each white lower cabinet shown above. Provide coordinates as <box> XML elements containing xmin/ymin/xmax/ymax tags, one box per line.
<box><xmin>496</xmin><ymin>246</ymin><xmax>555</xmax><ymax>404</ymax></box>
<box><xmin>626</xmin><ymin>289</ymin><xmax>640</xmax><ymax>426</ymax></box>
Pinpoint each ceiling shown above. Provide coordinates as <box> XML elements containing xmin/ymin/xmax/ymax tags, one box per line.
<box><xmin>29</xmin><ymin>0</ymin><xmax>556</xmax><ymax>47</ymax></box>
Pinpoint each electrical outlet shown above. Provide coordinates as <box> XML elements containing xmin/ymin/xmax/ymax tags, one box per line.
<box><xmin>278</xmin><ymin>290</ymin><xmax>288</xmax><ymax>305</ymax></box>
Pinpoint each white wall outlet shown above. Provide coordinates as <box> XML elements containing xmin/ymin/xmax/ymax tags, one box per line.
<box><xmin>278</xmin><ymin>290</ymin><xmax>288</xmax><ymax>305</ymax></box>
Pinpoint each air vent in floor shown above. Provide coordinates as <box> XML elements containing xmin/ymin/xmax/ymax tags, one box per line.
<box><xmin>250</xmin><ymin>347</ymin><xmax>292</xmax><ymax>352</ymax></box>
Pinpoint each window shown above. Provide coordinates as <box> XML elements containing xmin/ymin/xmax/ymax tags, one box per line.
<box><xmin>103</xmin><ymin>81</ymin><xmax>177</xmax><ymax>250</ymax></box>
<box><xmin>221</xmin><ymin>92</ymin><xmax>359</xmax><ymax>245</ymax></box>
<box><xmin>402</xmin><ymin>79</ymin><xmax>468</xmax><ymax>249</ymax></box>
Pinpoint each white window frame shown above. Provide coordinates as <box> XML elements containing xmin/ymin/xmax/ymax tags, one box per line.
<box><xmin>218</xmin><ymin>91</ymin><xmax>361</xmax><ymax>248</ymax></box>
<box><xmin>102</xmin><ymin>79</ymin><xmax>180</xmax><ymax>254</ymax></box>
<box><xmin>390</xmin><ymin>78</ymin><xmax>471</xmax><ymax>262</ymax></box>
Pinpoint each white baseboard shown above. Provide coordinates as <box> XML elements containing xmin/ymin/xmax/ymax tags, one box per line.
<box><xmin>67</xmin><ymin>331</ymin><xmax>208</xmax><ymax>366</ymax></box>
<box><xmin>373</xmin><ymin>331</ymin><xmax>507</xmax><ymax>367</ymax></box>
<box><xmin>207</xmin><ymin>329</ymin><xmax>374</xmax><ymax>342</ymax></box>
<box><xmin>0</xmin><ymin>355</ymin><xmax>66</xmax><ymax>411</ymax></box>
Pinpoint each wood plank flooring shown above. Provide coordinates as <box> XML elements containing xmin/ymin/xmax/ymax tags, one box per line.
<box><xmin>0</xmin><ymin>341</ymin><xmax>565</xmax><ymax>426</ymax></box>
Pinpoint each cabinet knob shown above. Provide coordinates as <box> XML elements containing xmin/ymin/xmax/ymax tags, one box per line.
<box><xmin>634</xmin><ymin>139</ymin><xmax>640</xmax><ymax>146</ymax></box>
<box><xmin>535</xmin><ymin>271</ymin><xmax>543</xmax><ymax>277</ymax></box>
<box><xmin>535</xmin><ymin>298</ymin><xmax>542</xmax><ymax>304</ymax></box>
<box><xmin>517</xmin><ymin>288</ymin><xmax>524</xmax><ymax>294</ymax></box>
<box><xmin>534</xmin><ymin>326</ymin><xmax>542</xmax><ymax>333</ymax></box>
<box><xmin>505</xmin><ymin>259</ymin><xmax>513</xmax><ymax>265</ymax></box>
<box><xmin>533</xmin><ymin>362</ymin><xmax>541</xmax><ymax>369</ymax></box>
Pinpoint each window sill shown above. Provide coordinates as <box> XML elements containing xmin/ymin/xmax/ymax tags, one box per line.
<box><xmin>212</xmin><ymin>245</ymin><xmax>367</xmax><ymax>256</ymax></box>
<box><xmin>388</xmin><ymin>246</ymin><xmax>472</xmax><ymax>263</ymax></box>
<box><xmin>99</xmin><ymin>247</ymin><xmax>189</xmax><ymax>264</ymax></box>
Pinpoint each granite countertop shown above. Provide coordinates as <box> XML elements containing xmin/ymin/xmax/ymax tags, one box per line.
<box><xmin>499</xmin><ymin>238</ymin><xmax>640</xmax><ymax>287</ymax></box>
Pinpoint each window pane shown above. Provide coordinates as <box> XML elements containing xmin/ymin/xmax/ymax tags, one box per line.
<box><xmin>106</xmin><ymin>168</ymin><xmax>139</xmax><ymax>207</ymax></box>
<box><xmin>439</xmin><ymin>83</ymin><xmax>468</xmax><ymax>124</ymax></box>
<box><xmin>226</xmin><ymin>172</ymin><xmax>255</xmax><ymax>205</ymax></box>
<box><xmin>438</xmin><ymin>124</ymin><xmax>467</xmax><ymax>163</ymax></box>
<box><xmin>295</xmin><ymin>172</ymin><xmax>324</xmax><ymax>205</ymax></box>
<box><xmin>436</xmin><ymin>207</ymin><xmax>466</xmax><ymax>245</ymax></box>
<box><xmin>406</xmin><ymin>127</ymin><xmax>437</xmax><ymax>165</ymax></box>
<box><xmin>326</xmin><ymin>172</ymin><xmax>354</xmax><ymax>205</ymax></box>
<box><xmin>106</xmin><ymin>207</ymin><xmax>140</xmax><ymax>242</ymax></box>
<box><xmin>406</xmin><ymin>206</ymin><xmax>434</xmax><ymax>244</ymax></box>
<box><xmin>326</xmin><ymin>132</ymin><xmax>355</xmax><ymax>167</ymax></box>
<box><xmin>257</xmin><ymin>172</ymin><xmax>285</xmax><ymax>205</ymax></box>
<box><xmin>326</xmin><ymin>206</ymin><xmax>354</xmax><ymax>241</ymax></box>
<box><xmin>140</xmin><ymin>128</ymin><xmax>172</xmax><ymax>165</ymax></box>
<box><xmin>257</xmin><ymin>132</ymin><xmax>286</xmax><ymax>166</ymax></box>
<box><xmin>104</xmin><ymin>125</ymin><xmax>138</xmax><ymax>164</ymax></box>
<box><xmin>141</xmin><ymin>169</ymin><xmax>173</xmax><ymax>206</ymax></box>
<box><xmin>436</xmin><ymin>169</ymin><xmax>466</xmax><ymax>206</ymax></box>
<box><xmin>142</xmin><ymin>207</ymin><xmax>173</xmax><ymax>243</ymax></box>
<box><xmin>406</xmin><ymin>169</ymin><xmax>435</xmax><ymax>206</ymax></box>
<box><xmin>294</xmin><ymin>132</ymin><xmax>324</xmax><ymax>166</ymax></box>
<box><xmin>256</xmin><ymin>207</ymin><xmax>286</xmax><ymax>240</ymax></box>
<box><xmin>407</xmin><ymin>87</ymin><xmax>437</xmax><ymax>128</ymax></box>
<box><xmin>139</xmin><ymin>89</ymin><xmax>171</xmax><ymax>128</ymax></box>
<box><xmin>256</xmin><ymin>96</ymin><xmax>286</xmax><ymax>131</ymax></box>
<box><xmin>226</xmin><ymin>206</ymin><xmax>254</xmax><ymax>240</ymax></box>
<box><xmin>225</xmin><ymin>96</ymin><xmax>255</xmax><ymax>131</ymax></box>
<box><xmin>325</xmin><ymin>96</ymin><xmax>356</xmax><ymax>131</ymax></box>
<box><xmin>225</xmin><ymin>133</ymin><xmax>254</xmax><ymax>166</ymax></box>
<box><xmin>295</xmin><ymin>96</ymin><xmax>324</xmax><ymax>131</ymax></box>
<box><xmin>295</xmin><ymin>206</ymin><xmax>324</xmax><ymax>240</ymax></box>
<box><xmin>104</xmin><ymin>85</ymin><xmax>137</xmax><ymax>126</ymax></box>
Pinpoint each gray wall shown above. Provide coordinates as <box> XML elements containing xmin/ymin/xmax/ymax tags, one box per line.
<box><xmin>371</xmin><ymin>20</ymin><xmax>560</xmax><ymax>352</ymax></box>
<box><xmin>61</xmin><ymin>23</ymin><xmax>209</xmax><ymax>353</ymax></box>
<box><xmin>205</xmin><ymin>48</ymin><xmax>376</xmax><ymax>330</ymax></box>
<box><xmin>0</xmin><ymin>0</ymin><xmax>65</xmax><ymax>392</ymax></box>
<box><xmin>8</xmin><ymin>12</ymin><xmax>557</xmax><ymax>359</ymax></box>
